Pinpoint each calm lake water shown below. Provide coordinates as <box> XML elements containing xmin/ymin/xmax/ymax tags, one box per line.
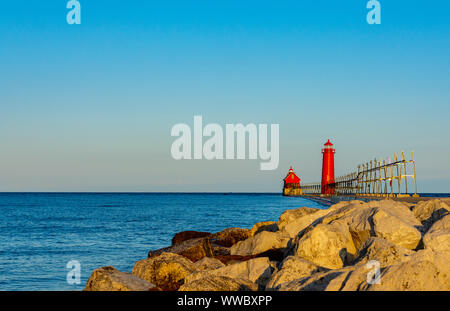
<box><xmin>0</xmin><ymin>193</ymin><xmax>326</xmax><ymax>291</ymax></box>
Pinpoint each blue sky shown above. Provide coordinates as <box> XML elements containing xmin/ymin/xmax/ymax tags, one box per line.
<box><xmin>0</xmin><ymin>0</ymin><xmax>449</xmax><ymax>192</ymax></box>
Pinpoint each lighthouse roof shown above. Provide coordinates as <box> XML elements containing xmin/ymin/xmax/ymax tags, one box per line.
<box><xmin>324</xmin><ymin>139</ymin><xmax>333</xmax><ymax>146</ymax></box>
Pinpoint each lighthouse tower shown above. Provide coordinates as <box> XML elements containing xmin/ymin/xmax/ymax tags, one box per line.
<box><xmin>321</xmin><ymin>139</ymin><xmax>335</xmax><ymax>195</ymax></box>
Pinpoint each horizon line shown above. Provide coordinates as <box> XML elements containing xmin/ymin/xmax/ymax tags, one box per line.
<box><xmin>0</xmin><ymin>191</ymin><xmax>448</xmax><ymax>195</ymax></box>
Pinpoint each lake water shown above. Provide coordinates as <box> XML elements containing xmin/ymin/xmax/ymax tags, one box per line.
<box><xmin>0</xmin><ymin>193</ymin><xmax>326</xmax><ymax>291</ymax></box>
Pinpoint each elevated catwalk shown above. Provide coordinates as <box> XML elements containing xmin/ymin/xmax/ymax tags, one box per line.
<box><xmin>284</xmin><ymin>140</ymin><xmax>423</xmax><ymax>201</ymax></box>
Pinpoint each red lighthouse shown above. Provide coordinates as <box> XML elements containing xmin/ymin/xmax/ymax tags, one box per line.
<box><xmin>283</xmin><ymin>166</ymin><xmax>302</xmax><ymax>196</ymax></box>
<box><xmin>321</xmin><ymin>139</ymin><xmax>335</xmax><ymax>195</ymax></box>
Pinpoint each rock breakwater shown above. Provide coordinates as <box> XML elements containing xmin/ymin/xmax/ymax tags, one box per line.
<box><xmin>85</xmin><ymin>199</ymin><xmax>450</xmax><ymax>291</ymax></box>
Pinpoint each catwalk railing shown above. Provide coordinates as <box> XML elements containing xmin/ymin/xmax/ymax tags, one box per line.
<box><xmin>300</xmin><ymin>151</ymin><xmax>418</xmax><ymax>197</ymax></box>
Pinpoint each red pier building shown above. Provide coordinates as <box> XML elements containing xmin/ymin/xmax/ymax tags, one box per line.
<box><xmin>283</xmin><ymin>166</ymin><xmax>302</xmax><ymax>196</ymax></box>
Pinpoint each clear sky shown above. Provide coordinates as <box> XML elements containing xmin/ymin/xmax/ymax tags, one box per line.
<box><xmin>0</xmin><ymin>1</ymin><xmax>449</xmax><ymax>192</ymax></box>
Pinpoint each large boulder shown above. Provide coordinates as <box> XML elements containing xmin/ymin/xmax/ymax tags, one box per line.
<box><xmin>370</xmin><ymin>200</ymin><xmax>422</xmax><ymax>227</ymax></box>
<box><xmin>266</xmin><ymin>256</ymin><xmax>323</xmax><ymax>290</ymax></box>
<box><xmin>367</xmin><ymin>249</ymin><xmax>450</xmax><ymax>291</ymax></box>
<box><xmin>321</xmin><ymin>201</ymin><xmax>370</xmax><ymax>224</ymax></box>
<box><xmin>327</xmin><ymin>200</ymin><xmax>364</xmax><ymax>211</ymax></box>
<box><xmin>185</xmin><ymin>257</ymin><xmax>273</xmax><ymax>288</ymax></box>
<box><xmin>326</xmin><ymin>264</ymin><xmax>374</xmax><ymax>291</ymax></box>
<box><xmin>277</xmin><ymin>207</ymin><xmax>321</xmax><ymax>231</ymax></box>
<box><xmin>275</xmin><ymin>266</ymin><xmax>354</xmax><ymax>291</ymax></box>
<box><xmin>321</xmin><ymin>202</ymin><xmax>374</xmax><ymax>249</ymax></box>
<box><xmin>132</xmin><ymin>252</ymin><xmax>196</xmax><ymax>291</ymax></box>
<box><xmin>171</xmin><ymin>231</ymin><xmax>211</xmax><ymax>245</ymax></box>
<box><xmin>281</xmin><ymin>210</ymin><xmax>330</xmax><ymax>238</ymax></box>
<box><xmin>85</xmin><ymin>266</ymin><xmax>160</xmax><ymax>291</ymax></box>
<box><xmin>230</xmin><ymin>231</ymin><xmax>290</xmax><ymax>256</ymax></box>
<box><xmin>352</xmin><ymin>237</ymin><xmax>414</xmax><ymax>267</ymax></box>
<box><xmin>412</xmin><ymin>199</ymin><xmax>450</xmax><ymax>231</ymax></box>
<box><xmin>423</xmin><ymin>214</ymin><xmax>450</xmax><ymax>255</ymax></box>
<box><xmin>294</xmin><ymin>221</ymin><xmax>357</xmax><ymax>269</ymax></box>
<box><xmin>179</xmin><ymin>276</ymin><xmax>258</xmax><ymax>291</ymax></box>
<box><xmin>148</xmin><ymin>237</ymin><xmax>213</xmax><ymax>262</ymax></box>
<box><xmin>274</xmin><ymin>263</ymin><xmax>370</xmax><ymax>291</ymax></box>
<box><xmin>193</xmin><ymin>257</ymin><xmax>226</xmax><ymax>271</ymax></box>
<box><xmin>249</xmin><ymin>221</ymin><xmax>278</xmax><ymax>237</ymax></box>
<box><xmin>210</xmin><ymin>228</ymin><xmax>250</xmax><ymax>247</ymax></box>
<box><xmin>371</xmin><ymin>205</ymin><xmax>422</xmax><ymax>250</ymax></box>
<box><xmin>322</xmin><ymin>200</ymin><xmax>422</xmax><ymax>250</ymax></box>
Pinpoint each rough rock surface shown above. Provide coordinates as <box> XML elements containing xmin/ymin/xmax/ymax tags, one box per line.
<box><xmin>326</xmin><ymin>264</ymin><xmax>374</xmax><ymax>291</ymax></box>
<box><xmin>171</xmin><ymin>231</ymin><xmax>211</xmax><ymax>245</ymax></box>
<box><xmin>423</xmin><ymin>214</ymin><xmax>450</xmax><ymax>255</ymax></box>
<box><xmin>249</xmin><ymin>221</ymin><xmax>278</xmax><ymax>237</ymax></box>
<box><xmin>281</xmin><ymin>210</ymin><xmax>329</xmax><ymax>238</ymax></box>
<box><xmin>211</xmin><ymin>244</ymin><xmax>231</xmax><ymax>257</ymax></box>
<box><xmin>294</xmin><ymin>222</ymin><xmax>357</xmax><ymax>269</ymax></box>
<box><xmin>371</xmin><ymin>206</ymin><xmax>422</xmax><ymax>249</ymax></box>
<box><xmin>328</xmin><ymin>200</ymin><xmax>363</xmax><ymax>211</ymax></box>
<box><xmin>275</xmin><ymin>266</ymin><xmax>353</xmax><ymax>291</ymax></box>
<box><xmin>276</xmin><ymin>263</ymin><xmax>375</xmax><ymax>291</ymax></box>
<box><xmin>148</xmin><ymin>237</ymin><xmax>213</xmax><ymax>262</ymax></box>
<box><xmin>321</xmin><ymin>200</ymin><xmax>422</xmax><ymax>250</ymax></box>
<box><xmin>85</xmin><ymin>266</ymin><xmax>160</xmax><ymax>291</ymax></box>
<box><xmin>210</xmin><ymin>228</ymin><xmax>250</xmax><ymax>247</ymax></box>
<box><xmin>413</xmin><ymin>200</ymin><xmax>450</xmax><ymax>231</ymax></box>
<box><xmin>179</xmin><ymin>276</ymin><xmax>258</xmax><ymax>291</ymax></box>
<box><xmin>193</xmin><ymin>257</ymin><xmax>226</xmax><ymax>271</ymax></box>
<box><xmin>132</xmin><ymin>252</ymin><xmax>195</xmax><ymax>291</ymax></box>
<box><xmin>277</xmin><ymin>207</ymin><xmax>320</xmax><ymax>231</ymax></box>
<box><xmin>352</xmin><ymin>237</ymin><xmax>414</xmax><ymax>267</ymax></box>
<box><xmin>230</xmin><ymin>231</ymin><xmax>290</xmax><ymax>256</ymax></box>
<box><xmin>214</xmin><ymin>254</ymin><xmax>258</xmax><ymax>265</ymax></box>
<box><xmin>185</xmin><ymin>257</ymin><xmax>273</xmax><ymax>288</ymax></box>
<box><xmin>321</xmin><ymin>201</ymin><xmax>370</xmax><ymax>224</ymax></box>
<box><xmin>266</xmin><ymin>256</ymin><xmax>322</xmax><ymax>290</ymax></box>
<box><xmin>367</xmin><ymin>249</ymin><xmax>450</xmax><ymax>291</ymax></box>
<box><xmin>320</xmin><ymin>201</ymin><xmax>374</xmax><ymax>249</ymax></box>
